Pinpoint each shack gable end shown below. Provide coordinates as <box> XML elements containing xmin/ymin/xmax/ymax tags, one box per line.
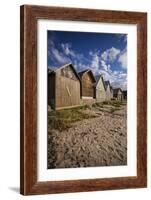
<box><xmin>48</xmin><ymin>63</ymin><xmax>81</xmax><ymax>110</ymax></box>
<box><xmin>113</xmin><ymin>88</ymin><xmax>123</xmax><ymax>101</ymax></box>
<box><xmin>95</xmin><ymin>76</ymin><xmax>106</xmax><ymax>102</ymax></box>
<box><xmin>60</xmin><ymin>66</ymin><xmax>77</xmax><ymax>80</ymax></box>
<box><xmin>96</xmin><ymin>77</ymin><xmax>105</xmax><ymax>90</ymax></box>
<box><xmin>79</xmin><ymin>70</ymin><xmax>96</xmax><ymax>98</ymax></box>
<box><xmin>104</xmin><ymin>81</ymin><xmax>112</xmax><ymax>101</ymax></box>
<box><xmin>117</xmin><ymin>90</ymin><xmax>122</xmax><ymax>95</ymax></box>
<box><xmin>55</xmin><ymin>64</ymin><xmax>80</xmax><ymax>82</ymax></box>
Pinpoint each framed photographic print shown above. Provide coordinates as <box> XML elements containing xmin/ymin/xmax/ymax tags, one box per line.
<box><xmin>20</xmin><ymin>5</ymin><xmax>147</xmax><ymax>195</ymax></box>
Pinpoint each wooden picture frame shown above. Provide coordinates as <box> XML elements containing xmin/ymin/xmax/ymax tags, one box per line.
<box><xmin>20</xmin><ymin>5</ymin><xmax>147</xmax><ymax>195</ymax></box>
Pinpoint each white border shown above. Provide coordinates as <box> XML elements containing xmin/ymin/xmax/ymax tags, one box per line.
<box><xmin>37</xmin><ymin>20</ymin><xmax>137</xmax><ymax>181</ymax></box>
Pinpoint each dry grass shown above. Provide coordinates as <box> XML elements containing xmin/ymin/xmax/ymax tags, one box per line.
<box><xmin>48</xmin><ymin>101</ymin><xmax>126</xmax><ymax>131</ymax></box>
<box><xmin>102</xmin><ymin>100</ymin><xmax>125</xmax><ymax>107</ymax></box>
<box><xmin>48</xmin><ymin>106</ymin><xmax>97</xmax><ymax>131</ymax></box>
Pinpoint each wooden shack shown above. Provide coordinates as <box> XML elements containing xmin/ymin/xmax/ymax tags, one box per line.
<box><xmin>123</xmin><ymin>90</ymin><xmax>127</xmax><ymax>100</ymax></box>
<box><xmin>110</xmin><ymin>86</ymin><xmax>113</xmax><ymax>100</ymax></box>
<box><xmin>113</xmin><ymin>88</ymin><xmax>123</xmax><ymax>101</ymax></box>
<box><xmin>94</xmin><ymin>75</ymin><xmax>106</xmax><ymax>102</ymax></box>
<box><xmin>48</xmin><ymin>63</ymin><xmax>81</xmax><ymax>110</ymax></box>
<box><xmin>104</xmin><ymin>81</ymin><xmax>112</xmax><ymax>101</ymax></box>
<box><xmin>78</xmin><ymin>69</ymin><xmax>96</xmax><ymax>99</ymax></box>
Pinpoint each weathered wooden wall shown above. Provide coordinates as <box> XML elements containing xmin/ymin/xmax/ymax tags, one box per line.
<box><xmin>81</xmin><ymin>72</ymin><xmax>94</xmax><ymax>97</ymax></box>
<box><xmin>55</xmin><ymin>68</ymin><xmax>81</xmax><ymax>109</ymax></box>
<box><xmin>123</xmin><ymin>91</ymin><xmax>127</xmax><ymax>100</ymax></box>
<box><xmin>117</xmin><ymin>90</ymin><xmax>123</xmax><ymax>101</ymax></box>
<box><xmin>106</xmin><ymin>85</ymin><xmax>111</xmax><ymax>101</ymax></box>
<box><xmin>110</xmin><ymin>89</ymin><xmax>113</xmax><ymax>99</ymax></box>
<box><xmin>48</xmin><ymin>73</ymin><xmax>55</xmax><ymax>109</ymax></box>
<box><xmin>96</xmin><ymin>78</ymin><xmax>106</xmax><ymax>102</ymax></box>
<box><xmin>113</xmin><ymin>89</ymin><xmax>123</xmax><ymax>101</ymax></box>
<box><xmin>55</xmin><ymin>75</ymin><xmax>81</xmax><ymax>109</ymax></box>
<box><xmin>81</xmin><ymin>98</ymin><xmax>96</xmax><ymax>105</ymax></box>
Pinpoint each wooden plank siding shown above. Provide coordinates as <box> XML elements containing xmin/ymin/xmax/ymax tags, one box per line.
<box><xmin>106</xmin><ymin>85</ymin><xmax>111</xmax><ymax>100</ymax></box>
<box><xmin>55</xmin><ymin>74</ymin><xmax>81</xmax><ymax>109</ymax></box>
<box><xmin>48</xmin><ymin>73</ymin><xmax>55</xmax><ymax>109</ymax></box>
<box><xmin>79</xmin><ymin>70</ymin><xmax>96</xmax><ymax>99</ymax></box>
<box><xmin>82</xmin><ymin>73</ymin><xmax>94</xmax><ymax>97</ymax></box>
<box><xmin>48</xmin><ymin>64</ymin><xmax>81</xmax><ymax>110</ymax></box>
<box><xmin>113</xmin><ymin>88</ymin><xmax>123</xmax><ymax>101</ymax></box>
<box><xmin>110</xmin><ymin>87</ymin><xmax>113</xmax><ymax>99</ymax></box>
<box><xmin>95</xmin><ymin>76</ymin><xmax>106</xmax><ymax>102</ymax></box>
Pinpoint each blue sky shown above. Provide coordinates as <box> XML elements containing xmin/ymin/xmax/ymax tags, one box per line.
<box><xmin>47</xmin><ymin>31</ymin><xmax>127</xmax><ymax>90</ymax></box>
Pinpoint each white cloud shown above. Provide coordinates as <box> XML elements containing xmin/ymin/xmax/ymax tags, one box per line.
<box><xmin>100</xmin><ymin>60</ymin><xmax>107</xmax><ymax>71</ymax></box>
<box><xmin>86</xmin><ymin>49</ymin><xmax>127</xmax><ymax>90</ymax></box>
<box><xmin>100</xmin><ymin>60</ymin><xmax>112</xmax><ymax>73</ymax></box>
<box><xmin>48</xmin><ymin>38</ymin><xmax>127</xmax><ymax>90</ymax></box>
<box><xmin>91</xmin><ymin>54</ymin><xmax>99</xmax><ymax>72</ymax></box>
<box><xmin>117</xmin><ymin>34</ymin><xmax>127</xmax><ymax>43</ymax></box>
<box><xmin>89</xmin><ymin>51</ymin><xmax>93</xmax><ymax>56</ymax></box>
<box><xmin>61</xmin><ymin>43</ymin><xmax>76</xmax><ymax>57</ymax></box>
<box><xmin>48</xmin><ymin>39</ymin><xmax>71</xmax><ymax>65</ymax></box>
<box><xmin>118</xmin><ymin>49</ymin><xmax>127</xmax><ymax>69</ymax></box>
<box><xmin>99</xmin><ymin>69</ymin><xmax>127</xmax><ymax>90</ymax></box>
<box><xmin>51</xmin><ymin>47</ymin><xmax>70</xmax><ymax>64</ymax></box>
<box><xmin>101</xmin><ymin>47</ymin><xmax>120</xmax><ymax>62</ymax></box>
<box><xmin>97</xmin><ymin>63</ymin><xmax>127</xmax><ymax>90</ymax></box>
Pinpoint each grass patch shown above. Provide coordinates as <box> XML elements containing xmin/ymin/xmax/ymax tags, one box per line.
<box><xmin>110</xmin><ymin>107</ymin><xmax>121</xmax><ymax>113</ymax></box>
<box><xmin>92</xmin><ymin>102</ymin><xmax>104</xmax><ymax>108</ymax></box>
<box><xmin>78</xmin><ymin>104</ymin><xmax>91</xmax><ymax>110</ymax></box>
<box><xmin>102</xmin><ymin>100</ymin><xmax>123</xmax><ymax>108</ymax></box>
<box><xmin>48</xmin><ymin>106</ymin><xmax>96</xmax><ymax>131</ymax></box>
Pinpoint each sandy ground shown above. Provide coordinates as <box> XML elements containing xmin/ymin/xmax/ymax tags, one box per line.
<box><xmin>48</xmin><ymin>105</ymin><xmax>127</xmax><ymax>169</ymax></box>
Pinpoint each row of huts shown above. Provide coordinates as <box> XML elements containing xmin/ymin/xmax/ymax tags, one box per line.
<box><xmin>48</xmin><ymin>63</ymin><xmax>127</xmax><ymax>110</ymax></box>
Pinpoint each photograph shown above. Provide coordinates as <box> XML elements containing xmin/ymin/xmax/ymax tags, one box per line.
<box><xmin>20</xmin><ymin>5</ymin><xmax>147</xmax><ymax>194</ymax></box>
<box><xmin>47</xmin><ymin>30</ymin><xmax>127</xmax><ymax>169</ymax></box>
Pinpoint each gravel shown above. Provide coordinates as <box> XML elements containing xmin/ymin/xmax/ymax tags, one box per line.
<box><xmin>48</xmin><ymin>105</ymin><xmax>127</xmax><ymax>169</ymax></box>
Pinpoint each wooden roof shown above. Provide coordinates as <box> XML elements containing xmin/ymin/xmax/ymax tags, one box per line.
<box><xmin>78</xmin><ymin>69</ymin><xmax>96</xmax><ymax>83</ymax></box>
<box><xmin>113</xmin><ymin>88</ymin><xmax>123</xmax><ymax>95</ymax></box>
<box><xmin>94</xmin><ymin>75</ymin><xmax>106</xmax><ymax>90</ymax></box>
<box><xmin>48</xmin><ymin>63</ymin><xmax>81</xmax><ymax>83</ymax></box>
<box><xmin>104</xmin><ymin>81</ymin><xmax>111</xmax><ymax>90</ymax></box>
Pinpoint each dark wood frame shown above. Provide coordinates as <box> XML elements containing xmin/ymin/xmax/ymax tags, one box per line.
<box><xmin>20</xmin><ymin>5</ymin><xmax>147</xmax><ymax>195</ymax></box>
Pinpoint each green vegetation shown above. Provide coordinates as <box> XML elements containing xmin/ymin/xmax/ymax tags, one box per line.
<box><xmin>48</xmin><ymin>106</ymin><xmax>96</xmax><ymax>131</ymax></box>
<box><xmin>102</xmin><ymin>100</ymin><xmax>124</xmax><ymax>107</ymax></box>
<box><xmin>110</xmin><ymin>107</ymin><xmax>121</xmax><ymax>113</ymax></box>
<box><xmin>48</xmin><ymin>101</ymin><xmax>125</xmax><ymax>131</ymax></box>
<box><xmin>92</xmin><ymin>102</ymin><xmax>104</xmax><ymax>108</ymax></box>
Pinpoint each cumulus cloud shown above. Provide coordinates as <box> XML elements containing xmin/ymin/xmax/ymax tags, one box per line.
<box><xmin>98</xmin><ymin>68</ymin><xmax>127</xmax><ymax>90</ymax></box>
<box><xmin>100</xmin><ymin>60</ymin><xmax>112</xmax><ymax>73</ymax></box>
<box><xmin>61</xmin><ymin>43</ymin><xmax>76</xmax><ymax>57</ymax></box>
<box><xmin>117</xmin><ymin>34</ymin><xmax>127</xmax><ymax>43</ymax></box>
<box><xmin>101</xmin><ymin>47</ymin><xmax>120</xmax><ymax>62</ymax></box>
<box><xmin>78</xmin><ymin>48</ymin><xmax>127</xmax><ymax>90</ymax></box>
<box><xmin>90</xmin><ymin>54</ymin><xmax>99</xmax><ymax>73</ymax></box>
<box><xmin>48</xmin><ymin>39</ymin><xmax>70</xmax><ymax>65</ymax></box>
<box><xmin>48</xmin><ymin>37</ymin><xmax>127</xmax><ymax>90</ymax></box>
<box><xmin>118</xmin><ymin>49</ymin><xmax>127</xmax><ymax>69</ymax></box>
<box><xmin>51</xmin><ymin>47</ymin><xmax>70</xmax><ymax>64</ymax></box>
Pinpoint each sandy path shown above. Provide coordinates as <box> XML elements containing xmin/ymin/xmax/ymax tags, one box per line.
<box><xmin>48</xmin><ymin>105</ymin><xmax>127</xmax><ymax>169</ymax></box>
